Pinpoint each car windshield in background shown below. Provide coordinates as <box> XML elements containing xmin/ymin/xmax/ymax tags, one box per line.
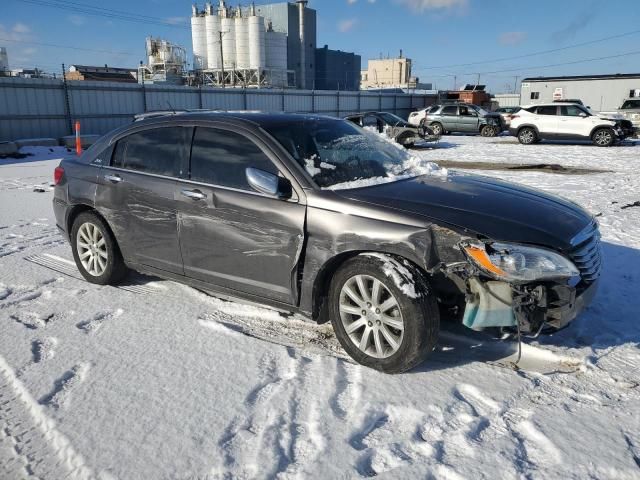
<box><xmin>264</xmin><ymin>118</ymin><xmax>412</xmax><ymax>188</ymax></box>
<box><xmin>377</xmin><ymin>112</ymin><xmax>410</xmax><ymax>126</ymax></box>
<box><xmin>621</xmin><ymin>100</ymin><xmax>640</xmax><ymax>109</ymax></box>
<box><xmin>470</xmin><ymin>105</ymin><xmax>489</xmax><ymax>116</ymax></box>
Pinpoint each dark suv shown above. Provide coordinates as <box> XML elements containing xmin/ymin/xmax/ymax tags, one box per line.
<box><xmin>53</xmin><ymin>112</ymin><xmax>601</xmax><ymax>373</ymax></box>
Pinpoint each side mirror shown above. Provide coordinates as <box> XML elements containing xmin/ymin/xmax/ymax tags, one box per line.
<box><xmin>246</xmin><ymin>167</ymin><xmax>292</xmax><ymax>199</ymax></box>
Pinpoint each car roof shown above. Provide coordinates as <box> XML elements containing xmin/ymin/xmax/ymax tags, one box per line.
<box><xmin>131</xmin><ymin>111</ymin><xmax>341</xmax><ymax>129</ymax></box>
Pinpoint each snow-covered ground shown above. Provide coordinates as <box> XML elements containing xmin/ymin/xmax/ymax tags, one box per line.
<box><xmin>1</xmin><ymin>139</ymin><xmax>639</xmax><ymax>479</ymax></box>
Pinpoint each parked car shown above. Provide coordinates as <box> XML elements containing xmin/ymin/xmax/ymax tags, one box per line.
<box><xmin>53</xmin><ymin>112</ymin><xmax>601</xmax><ymax>373</ymax></box>
<box><xmin>510</xmin><ymin>102</ymin><xmax>631</xmax><ymax>146</ymax></box>
<box><xmin>407</xmin><ymin>104</ymin><xmax>441</xmax><ymax>127</ymax></box>
<box><xmin>494</xmin><ymin>106</ymin><xmax>521</xmax><ymax>128</ymax></box>
<box><xmin>600</xmin><ymin>98</ymin><xmax>640</xmax><ymax>137</ymax></box>
<box><xmin>415</xmin><ymin>103</ymin><xmax>504</xmax><ymax>137</ymax></box>
<box><xmin>344</xmin><ymin>111</ymin><xmax>440</xmax><ymax>147</ymax></box>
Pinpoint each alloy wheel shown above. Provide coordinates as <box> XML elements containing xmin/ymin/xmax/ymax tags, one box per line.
<box><xmin>76</xmin><ymin>222</ymin><xmax>108</xmax><ymax>276</ymax></box>
<box><xmin>594</xmin><ymin>130</ymin><xmax>612</xmax><ymax>146</ymax></box>
<box><xmin>520</xmin><ymin>130</ymin><xmax>535</xmax><ymax>144</ymax></box>
<box><xmin>338</xmin><ymin>274</ymin><xmax>404</xmax><ymax>359</ymax></box>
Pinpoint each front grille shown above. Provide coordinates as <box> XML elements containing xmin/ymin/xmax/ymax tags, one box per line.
<box><xmin>569</xmin><ymin>221</ymin><xmax>602</xmax><ymax>284</ymax></box>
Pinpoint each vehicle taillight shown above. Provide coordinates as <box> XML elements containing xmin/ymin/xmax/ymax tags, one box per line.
<box><xmin>54</xmin><ymin>166</ymin><xmax>64</xmax><ymax>185</ymax></box>
<box><xmin>510</xmin><ymin>115</ymin><xmax>519</xmax><ymax>120</ymax></box>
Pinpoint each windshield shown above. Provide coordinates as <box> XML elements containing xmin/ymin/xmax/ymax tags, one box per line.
<box><xmin>469</xmin><ymin>105</ymin><xmax>489</xmax><ymax>116</ymax></box>
<box><xmin>621</xmin><ymin>100</ymin><xmax>640</xmax><ymax>109</ymax></box>
<box><xmin>377</xmin><ymin>112</ymin><xmax>409</xmax><ymax>126</ymax></box>
<box><xmin>263</xmin><ymin>118</ymin><xmax>440</xmax><ymax>189</ymax></box>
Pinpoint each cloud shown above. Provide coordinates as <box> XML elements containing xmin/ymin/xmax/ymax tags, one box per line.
<box><xmin>68</xmin><ymin>15</ymin><xmax>86</xmax><ymax>26</ymax></box>
<box><xmin>12</xmin><ymin>22</ymin><xmax>31</xmax><ymax>34</ymax></box>
<box><xmin>499</xmin><ymin>31</ymin><xmax>527</xmax><ymax>46</ymax></box>
<box><xmin>338</xmin><ymin>18</ymin><xmax>357</xmax><ymax>33</ymax></box>
<box><xmin>551</xmin><ymin>11</ymin><xmax>596</xmax><ymax>43</ymax></box>
<box><xmin>347</xmin><ymin>0</ymin><xmax>357</xmax><ymax>4</ymax></box>
<box><xmin>368</xmin><ymin>0</ymin><xmax>377</xmax><ymax>3</ymax></box>
<box><xmin>395</xmin><ymin>0</ymin><xmax>467</xmax><ymax>12</ymax></box>
<box><xmin>165</xmin><ymin>16</ymin><xmax>188</xmax><ymax>25</ymax></box>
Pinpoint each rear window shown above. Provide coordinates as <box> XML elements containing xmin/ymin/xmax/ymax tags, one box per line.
<box><xmin>112</xmin><ymin>127</ymin><xmax>191</xmax><ymax>177</ymax></box>
<box><xmin>536</xmin><ymin>105</ymin><xmax>558</xmax><ymax>115</ymax></box>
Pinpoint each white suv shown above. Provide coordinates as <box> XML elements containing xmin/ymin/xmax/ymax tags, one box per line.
<box><xmin>509</xmin><ymin>103</ymin><xmax>628</xmax><ymax>147</ymax></box>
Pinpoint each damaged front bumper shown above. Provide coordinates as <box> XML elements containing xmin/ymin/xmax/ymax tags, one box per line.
<box><xmin>461</xmin><ymin>276</ymin><xmax>599</xmax><ymax>334</ymax></box>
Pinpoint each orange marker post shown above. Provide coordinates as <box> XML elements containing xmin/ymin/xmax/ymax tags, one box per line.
<box><xmin>75</xmin><ymin>121</ymin><xmax>81</xmax><ymax>156</ymax></box>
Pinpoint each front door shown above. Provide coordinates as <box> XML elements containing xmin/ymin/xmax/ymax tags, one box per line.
<box><xmin>175</xmin><ymin>126</ymin><xmax>306</xmax><ymax>305</ymax></box>
<box><xmin>457</xmin><ymin>105</ymin><xmax>480</xmax><ymax>132</ymax></box>
<box><xmin>438</xmin><ymin>105</ymin><xmax>458</xmax><ymax>131</ymax></box>
<box><xmin>95</xmin><ymin>126</ymin><xmax>191</xmax><ymax>274</ymax></box>
<box><xmin>557</xmin><ymin>105</ymin><xmax>590</xmax><ymax>137</ymax></box>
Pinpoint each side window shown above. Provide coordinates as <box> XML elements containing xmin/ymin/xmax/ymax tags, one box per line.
<box><xmin>111</xmin><ymin>127</ymin><xmax>190</xmax><ymax>177</ymax></box>
<box><xmin>441</xmin><ymin>106</ymin><xmax>457</xmax><ymax>115</ymax></box>
<box><xmin>561</xmin><ymin>105</ymin><xmax>586</xmax><ymax>116</ymax></box>
<box><xmin>190</xmin><ymin>127</ymin><xmax>278</xmax><ymax>191</ymax></box>
<box><xmin>530</xmin><ymin>92</ymin><xmax>540</xmax><ymax>100</ymax></box>
<box><xmin>536</xmin><ymin>105</ymin><xmax>557</xmax><ymax>115</ymax></box>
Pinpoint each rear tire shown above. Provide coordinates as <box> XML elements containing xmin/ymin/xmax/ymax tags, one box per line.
<box><xmin>517</xmin><ymin>127</ymin><xmax>537</xmax><ymax>145</ymax></box>
<box><xmin>430</xmin><ymin>122</ymin><xmax>444</xmax><ymax>136</ymax></box>
<box><xmin>71</xmin><ymin>211</ymin><xmax>128</xmax><ymax>285</ymax></box>
<box><xmin>592</xmin><ymin>128</ymin><xmax>615</xmax><ymax>147</ymax></box>
<box><xmin>329</xmin><ymin>254</ymin><xmax>439</xmax><ymax>374</ymax></box>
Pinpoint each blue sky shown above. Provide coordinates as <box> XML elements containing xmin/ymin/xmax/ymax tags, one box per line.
<box><xmin>2</xmin><ymin>0</ymin><xmax>640</xmax><ymax>91</ymax></box>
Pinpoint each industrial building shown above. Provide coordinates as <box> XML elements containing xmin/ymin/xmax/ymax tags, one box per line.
<box><xmin>66</xmin><ymin>65</ymin><xmax>137</xmax><ymax>83</ymax></box>
<box><xmin>0</xmin><ymin>48</ymin><xmax>8</xmax><ymax>73</ymax></box>
<box><xmin>138</xmin><ymin>37</ymin><xmax>187</xmax><ymax>85</ymax></box>
<box><xmin>314</xmin><ymin>45</ymin><xmax>360</xmax><ymax>91</ymax></box>
<box><xmin>520</xmin><ymin>73</ymin><xmax>640</xmax><ymax>111</ymax></box>
<box><xmin>190</xmin><ymin>1</ymin><xmax>360</xmax><ymax>90</ymax></box>
<box><xmin>360</xmin><ymin>53</ymin><xmax>421</xmax><ymax>90</ymax></box>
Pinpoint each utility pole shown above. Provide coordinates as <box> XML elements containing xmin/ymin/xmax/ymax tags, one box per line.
<box><xmin>219</xmin><ymin>30</ymin><xmax>225</xmax><ymax>88</ymax></box>
<box><xmin>513</xmin><ymin>75</ymin><xmax>519</xmax><ymax>93</ymax></box>
<box><xmin>476</xmin><ymin>73</ymin><xmax>481</xmax><ymax>87</ymax></box>
<box><xmin>453</xmin><ymin>75</ymin><xmax>457</xmax><ymax>91</ymax></box>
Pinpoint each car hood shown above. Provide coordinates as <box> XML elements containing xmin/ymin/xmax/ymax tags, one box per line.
<box><xmin>338</xmin><ymin>172</ymin><xmax>593</xmax><ymax>251</ymax></box>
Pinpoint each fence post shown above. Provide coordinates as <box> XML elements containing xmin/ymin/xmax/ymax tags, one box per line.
<box><xmin>141</xmin><ymin>75</ymin><xmax>147</xmax><ymax>112</ymax></box>
<box><xmin>61</xmin><ymin>63</ymin><xmax>73</xmax><ymax>135</ymax></box>
<box><xmin>311</xmin><ymin>89</ymin><xmax>315</xmax><ymax>113</ymax></box>
<box><xmin>281</xmin><ymin>88</ymin><xmax>285</xmax><ymax>112</ymax></box>
<box><xmin>243</xmin><ymin>87</ymin><xmax>247</xmax><ymax>110</ymax></box>
<box><xmin>393</xmin><ymin>94</ymin><xmax>397</xmax><ymax>116</ymax></box>
<box><xmin>199</xmin><ymin>84</ymin><xmax>203</xmax><ymax>109</ymax></box>
<box><xmin>357</xmin><ymin>90</ymin><xmax>361</xmax><ymax>112</ymax></box>
<box><xmin>378</xmin><ymin>91</ymin><xmax>382</xmax><ymax>111</ymax></box>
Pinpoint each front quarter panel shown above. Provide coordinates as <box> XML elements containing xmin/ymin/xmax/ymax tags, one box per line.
<box><xmin>298</xmin><ymin>190</ymin><xmax>469</xmax><ymax>317</ymax></box>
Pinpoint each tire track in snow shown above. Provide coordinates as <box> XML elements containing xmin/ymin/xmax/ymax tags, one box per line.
<box><xmin>0</xmin><ymin>355</ymin><xmax>94</xmax><ymax>479</ymax></box>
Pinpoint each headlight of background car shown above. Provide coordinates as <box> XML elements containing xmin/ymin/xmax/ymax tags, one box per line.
<box><xmin>463</xmin><ymin>242</ymin><xmax>579</xmax><ymax>282</ymax></box>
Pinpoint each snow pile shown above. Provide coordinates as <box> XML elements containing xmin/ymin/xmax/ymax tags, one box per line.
<box><xmin>304</xmin><ymin>155</ymin><xmax>337</xmax><ymax>177</ymax></box>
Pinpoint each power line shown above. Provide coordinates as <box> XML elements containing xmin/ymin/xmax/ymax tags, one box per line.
<box><xmin>422</xmin><ymin>50</ymin><xmax>640</xmax><ymax>78</ymax></box>
<box><xmin>0</xmin><ymin>37</ymin><xmax>135</xmax><ymax>56</ymax></box>
<box><xmin>413</xmin><ymin>28</ymin><xmax>640</xmax><ymax>72</ymax></box>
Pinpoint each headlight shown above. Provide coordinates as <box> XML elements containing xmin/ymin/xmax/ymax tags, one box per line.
<box><xmin>462</xmin><ymin>242</ymin><xmax>579</xmax><ymax>282</ymax></box>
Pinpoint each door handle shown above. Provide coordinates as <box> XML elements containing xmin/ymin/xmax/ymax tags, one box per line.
<box><xmin>181</xmin><ymin>189</ymin><xmax>207</xmax><ymax>200</ymax></box>
<box><xmin>104</xmin><ymin>174</ymin><xmax>123</xmax><ymax>183</ymax></box>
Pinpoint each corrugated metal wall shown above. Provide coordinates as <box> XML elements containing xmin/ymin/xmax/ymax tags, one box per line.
<box><xmin>0</xmin><ymin>77</ymin><xmax>436</xmax><ymax>142</ymax></box>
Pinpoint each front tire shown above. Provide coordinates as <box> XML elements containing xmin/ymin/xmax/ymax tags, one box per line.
<box><xmin>517</xmin><ymin>127</ymin><xmax>537</xmax><ymax>145</ymax></box>
<box><xmin>592</xmin><ymin>128</ymin><xmax>615</xmax><ymax>147</ymax></box>
<box><xmin>430</xmin><ymin>122</ymin><xmax>444</xmax><ymax>136</ymax></box>
<box><xmin>71</xmin><ymin>212</ymin><xmax>127</xmax><ymax>285</ymax></box>
<box><xmin>481</xmin><ymin>125</ymin><xmax>497</xmax><ymax>137</ymax></box>
<box><xmin>329</xmin><ymin>254</ymin><xmax>439</xmax><ymax>373</ymax></box>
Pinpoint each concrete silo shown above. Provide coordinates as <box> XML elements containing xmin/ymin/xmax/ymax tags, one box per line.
<box><xmin>191</xmin><ymin>5</ymin><xmax>208</xmax><ymax>70</ymax></box>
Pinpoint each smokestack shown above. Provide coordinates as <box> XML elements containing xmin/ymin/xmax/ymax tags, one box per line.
<box><xmin>296</xmin><ymin>0</ymin><xmax>307</xmax><ymax>89</ymax></box>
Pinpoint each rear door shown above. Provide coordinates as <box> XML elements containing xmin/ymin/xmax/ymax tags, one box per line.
<box><xmin>437</xmin><ymin>105</ymin><xmax>458</xmax><ymax>131</ymax></box>
<box><xmin>533</xmin><ymin>105</ymin><xmax>559</xmax><ymax>135</ymax></box>
<box><xmin>95</xmin><ymin>126</ymin><xmax>191</xmax><ymax>274</ymax></box>
<box><xmin>175</xmin><ymin>125</ymin><xmax>306</xmax><ymax>305</ymax></box>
